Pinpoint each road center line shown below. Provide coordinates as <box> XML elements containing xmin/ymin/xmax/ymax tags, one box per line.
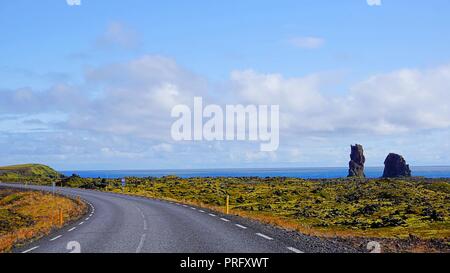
<box><xmin>209</xmin><ymin>213</ymin><xmax>216</xmax><ymax>217</ymax></box>
<box><xmin>143</xmin><ymin>220</ymin><xmax>148</xmax><ymax>231</ymax></box>
<box><xmin>79</xmin><ymin>221</ymin><xmax>84</xmax><ymax>225</ymax></box>
<box><xmin>22</xmin><ymin>246</ymin><xmax>39</xmax><ymax>253</ymax></box>
<box><xmin>256</xmin><ymin>233</ymin><xmax>273</xmax><ymax>240</ymax></box>
<box><xmin>68</xmin><ymin>227</ymin><xmax>76</xmax><ymax>232</ymax></box>
<box><xmin>50</xmin><ymin>235</ymin><xmax>62</xmax><ymax>241</ymax></box>
<box><xmin>235</xmin><ymin>224</ymin><xmax>247</xmax><ymax>229</ymax></box>
<box><xmin>220</xmin><ymin>218</ymin><xmax>230</xmax><ymax>222</ymax></box>
<box><xmin>85</xmin><ymin>218</ymin><xmax>90</xmax><ymax>221</ymax></box>
<box><xmin>199</xmin><ymin>210</ymin><xmax>205</xmax><ymax>213</ymax></box>
<box><xmin>135</xmin><ymin>234</ymin><xmax>146</xmax><ymax>253</ymax></box>
<box><xmin>287</xmin><ymin>247</ymin><xmax>304</xmax><ymax>253</ymax></box>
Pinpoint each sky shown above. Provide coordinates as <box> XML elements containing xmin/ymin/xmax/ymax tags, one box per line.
<box><xmin>1</xmin><ymin>0</ymin><xmax>450</xmax><ymax>170</ymax></box>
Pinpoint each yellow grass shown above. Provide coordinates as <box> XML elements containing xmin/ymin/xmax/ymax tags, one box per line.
<box><xmin>0</xmin><ymin>190</ymin><xmax>86</xmax><ymax>252</ymax></box>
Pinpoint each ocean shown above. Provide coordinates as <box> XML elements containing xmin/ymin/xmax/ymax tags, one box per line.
<box><xmin>60</xmin><ymin>166</ymin><xmax>450</xmax><ymax>179</ymax></box>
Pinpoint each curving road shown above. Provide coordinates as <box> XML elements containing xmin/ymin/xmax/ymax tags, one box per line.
<box><xmin>1</xmin><ymin>183</ymin><xmax>354</xmax><ymax>253</ymax></box>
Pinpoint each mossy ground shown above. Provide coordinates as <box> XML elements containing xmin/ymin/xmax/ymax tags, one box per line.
<box><xmin>50</xmin><ymin>175</ymin><xmax>449</xmax><ymax>241</ymax></box>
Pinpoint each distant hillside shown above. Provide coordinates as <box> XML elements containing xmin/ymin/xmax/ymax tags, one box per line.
<box><xmin>0</xmin><ymin>164</ymin><xmax>61</xmax><ymax>179</ymax></box>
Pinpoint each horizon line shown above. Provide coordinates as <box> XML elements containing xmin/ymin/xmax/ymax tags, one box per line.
<box><xmin>58</xmin><ymin>165</ymin><xmax>450</xmax><ymax>173</ymax></box>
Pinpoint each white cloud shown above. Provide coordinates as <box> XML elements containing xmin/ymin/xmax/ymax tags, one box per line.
<box><xmin>367</xmin><ymin>0</ymin><xmax>382</xmax><ymax>6</ymax></box>
<box><xmin>66</xmin><ymin>0</ymin><xmax>81</xmax><ymax>6</ymax></box>
<box><xmin>245</xmin><ymin>151</ymin><xmax>277</xmax><ymax>161</ymax></box>
<box><xmin>289</xmin><ymin>36</ymin><xmax>324</xmax><ymax>49</ymax></box>
<box><xmin>2</xmin><ymin>54</ymin><xmax>450</xmax><ymax>167</ymax></box>
<box><xmin>69</xmin><ymin>55</ymin><xmax>208</xmax><ymax>140</ymax></box>
<box><xmin>231</xmin><ymin>65</ymin><xmax>450</xmax><ymax>135</ymax></box>
<box><xmin>3</xmin><ymin>57</ymin><xmax>450</xmax><ymax>138</ymax></box>
<box><xmin>346</xmin><ymin>66</ymin><xmax>450</xmax><ymax>133</ymax></box>
<box><xmin>96</xmin><ymin>22</ymin><xmax>140</xmax><ymax>49</ymax></box>
<box><xmin>3</xmin><ymin>58</ymin><xmax>450</xmax><ymax>138</ymax></box>
<box><xmin>152</xmin><ymin>143</ymin><xmax>174</xmax><ymax>153</ymax></box>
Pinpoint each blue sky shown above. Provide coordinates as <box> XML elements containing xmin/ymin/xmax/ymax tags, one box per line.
<box><xmin>1</xmin><ymin>0</ymin><xmax>450</xmax><ymax>170</ymax></box>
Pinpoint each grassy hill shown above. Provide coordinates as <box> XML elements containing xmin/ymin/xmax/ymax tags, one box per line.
<box><xmin>0</xmin><ymin>164</ymin><xmax>61</xmax><ymax>180</ymax></box>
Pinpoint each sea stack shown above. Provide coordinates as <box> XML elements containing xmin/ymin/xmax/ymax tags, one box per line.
<box><xmin>348</xmin><ymin>144</ymin><xmax>365</xmax><ymax>178</ymax></box>
<box><xmin>382</xmin><ymin>153</ymin><xmax>412</xmax><ymax>178</ymax></box>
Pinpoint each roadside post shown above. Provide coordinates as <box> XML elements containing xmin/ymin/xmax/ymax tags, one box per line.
<box><xmin>121</xmin><ymin>178</ymin><xmax>126</xmax><ymax>192</ymax></box>
<box><xmin>52</xmin><ymin>181</ymin><xmax>56</xmax><ymax>195</ymax></box>
<box><xmin>226</xmin><ymin>194</ymin><xmax>230</xmax><ymax>215</ymax></box>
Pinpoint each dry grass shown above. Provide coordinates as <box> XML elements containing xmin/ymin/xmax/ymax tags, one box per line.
<box><xmin>0</xmin><ymin>189</ymin><xmax>86</xmax><ymax>252</ymax></box>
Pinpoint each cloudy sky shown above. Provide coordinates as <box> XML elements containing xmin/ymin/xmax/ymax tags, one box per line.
<box><xmin>1</xmin><ymin>0</ymin><xmax>450</xmax><ymax>170</ymax></box>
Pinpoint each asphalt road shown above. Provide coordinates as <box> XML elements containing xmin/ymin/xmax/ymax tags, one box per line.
<box><xmin>1</xmin><ymin>183</ymin><xmax>355</xmax><ymax>253</ymax></box>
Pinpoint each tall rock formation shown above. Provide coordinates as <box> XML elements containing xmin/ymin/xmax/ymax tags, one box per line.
<box><xmin>348</xmin><ymin>144</ymin><xmax>365</xmax><ymax>178</ymax></box>
<box><xmin>383</xmin><ymin>153</ymin><xmax>412</xmax><ymax>178</ymax></box>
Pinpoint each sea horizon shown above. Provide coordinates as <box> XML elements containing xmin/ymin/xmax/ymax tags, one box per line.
<box><xmin>60</xmin><ymin>166</ymin><xmax>450</xmax><ymax>179</ymax></box>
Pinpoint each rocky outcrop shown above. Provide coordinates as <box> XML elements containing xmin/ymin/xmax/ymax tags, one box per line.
<box><xmin>382</xmin><ymin>153</ymin><xmax>412</xmax><ymax>178</ymax></box>
<box><xmin>348</xmin><ymin>144</ymin><xmax>365</xmax><ymax>178</ymax></box>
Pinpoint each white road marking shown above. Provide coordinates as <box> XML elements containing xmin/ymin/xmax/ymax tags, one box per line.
<box><xmin>182</xmin><ymin>205</ymin><xmax>188</xmax><ymax>207</ymax></box>
<box><xmin>85</xmin><ymin>218</ymin><xmax>90</xmax><ymax>221</ymax></box>
<box><xmin>68</xmin><ymin>227</ymin><xmax>76</xmax><ymax>232</ymax></box>
<box><xmin>143</xmin><ymin>220</ymin><xmax>148</xmax><ymax>231</ymax></box>
<box><xmin>191</xmin><ymin>207</ymin><xmax>196</xmax><ymax>210</ymax></box>
<box><xmin>256</xmin><ymin>233</ymin><xmax>273</xmax><ymax>240</ymax></box>
<box><xmin>136</xmin><ymin>234</ymin><xmax>146</xmax><ymax>253</ymax></box>
<box><xmin>199</xmin><ymin>210</ymin><xmax>205</xmax><ymax>213</ymax></box>
<box><xmin>78</xmin><ymin>221</ymin><xmax>84</xmax><ymax>225</ymax></box>
<box><xmin>209</xmin><ymin>213</ymin><xmax>216</xmax><ymax>217</ymax></box>
<box><xmin>235</xmin><ymin>224</ymin><xmax>247</xmax><ymax>229</ymax></box>
<box><xmin>220</xmin><ymin>218</ymin><xmax>230</xmax><ymax>222</ymax></box>
<box><xmin>22</xmin><ymin>246</ymin><xmax>39</xmax><ymax>253</ymax></box>
<box><xmin>50</xmin><ymin>235</ymin><xmax>62</xmax><ymax>241</ymax></box>
<box><xmin>287</xmin><ymin>247</ymin><xmax>304</xmax><ymax>253</ymax></box>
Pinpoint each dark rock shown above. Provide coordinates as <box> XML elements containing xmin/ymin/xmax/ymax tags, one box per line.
<box><xmin>348</xmin><ymin>144</ymin><xmax>365</xmax><ymax>178</ymax></box>
<box><xmin>382</xmin><ymin>153</ymin><xmax>412</xmax><ymax>178</ymax></box>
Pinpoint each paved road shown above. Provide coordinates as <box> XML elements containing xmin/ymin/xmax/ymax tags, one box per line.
<box><xmin>1</xmin><ymin>183</ymin><xmax>353</xmax><ymax>253</ymax></box>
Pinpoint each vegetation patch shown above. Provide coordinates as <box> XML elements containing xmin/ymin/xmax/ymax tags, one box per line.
<box><xmin>2</xmin><ymin>165</ymin><xmax>449</xmax><ymax>252</ymax></box>
<box><xmin>0</xmin><ymin>188</ymin><xmax>86</xmax><ymax>252</ymax></box>
<box><xmin>98</xmin><ymin>176</ymin><xmax>449</xmax><ymax>252</ymax></box>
